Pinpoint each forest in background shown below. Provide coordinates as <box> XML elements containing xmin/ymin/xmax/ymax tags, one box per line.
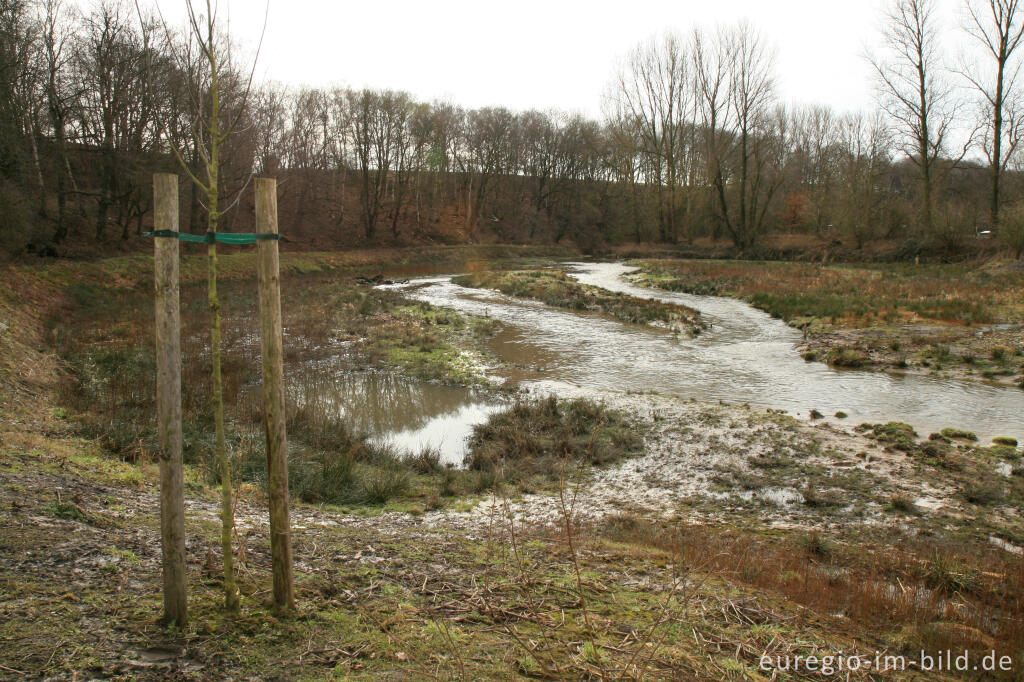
<box><xmin>2</xmin><ymin>0</ymin><xmax>1024</xmax><ymax>260</ymax></box>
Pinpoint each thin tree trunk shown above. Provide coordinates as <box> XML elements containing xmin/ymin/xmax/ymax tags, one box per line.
<box><xmin>207</xmin><ymin>64</ymin><xmax>240</xmax><ymax>614</ymax></box>
<box><xmin>992</xmin><ymin>56</ymin><xmax>1005</xmax><ymax>229</ymax></box>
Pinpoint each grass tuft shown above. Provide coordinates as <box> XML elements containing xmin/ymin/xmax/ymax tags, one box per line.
<box><xmin>465</xmin><ymin>396</ymin><xmax>643</xmax><ymax>485</ymax></box>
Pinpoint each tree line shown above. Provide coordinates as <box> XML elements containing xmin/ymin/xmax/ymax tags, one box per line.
<box><xmin>2</xmin><ymin>0</ymin><xmax>1024</xmax><ymax>258</ymax></box>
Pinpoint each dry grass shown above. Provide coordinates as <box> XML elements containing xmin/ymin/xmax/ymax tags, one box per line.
<box><xmin>632</xmin><ymin>259</ymin><xmax>1024</xmax><ymax>328</ymax></box>
<box><xmin>632</xmin><ymin>258</ymin><xmax>1024</xmax><ymax>385</ymax></box>
<box><xmin>602</xmin><ymin>516</ymin><xmax>1024</xmax><ymax>662</ymax></box>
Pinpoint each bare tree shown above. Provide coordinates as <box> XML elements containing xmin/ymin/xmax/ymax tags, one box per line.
<box><xmin>725</xmin><ymin>23</ymin><xmax>779</xmax><ymax>248</ymax></box>
<box><xmin>694</xmin><ymin>23</ymin><xmax>780</xmax><ymax>249</ymax></box>
<box><xmin>1</xmin><ymin>0</ymin><xmax>42</xmax><ymax>215</ymax></box>
<box><xmin>285</xmin><ymin>86</ymin><xmax>328</xmax><ymax>226</ymax></box>
<box><xmin>324</xmin><ymin>87</ymin><xmax>350</xmax><ymax>230</ymax></box>
<box><xmin>460</xmin><ymin>106</ymin><xmax>515</xmax><ymax>241</ymax></box>
<box><xmin>961</xmin><ymin>0</ymin><xmax>1024</xmax><ymax>228</ymax></box>
<box><xmin>250</xmin><ymin>81</ymin><xmax>287</xmax><ymax>175</ymax></box>
<box><xmin>611</xmin><ymin>33</ymin><xmax>690</xmax><ymax>242</ymax></box>
<box><xmin>693</xmin><ymin>27</ymin><xmax>731</xmax><ymax>242</ymax></box>
<box><xmin>549</xmin><ymin>113</ymin><xmax>603</xmax><ymax>244</ymax></box>
<box><xmin>40</xmin><ymin>0</ymin><xmax>78</xmax><ymax>244</ymax></box>
<box><xmin>405</xmin><ymin>101</ymin><xmax>434</xmax><ymax>235</ymax></box>
<box><xmin>602</xmin><ymin>106</ymin><xmax>648</xmax><ymax>242</ymax></box>
<box><xmin>789</xmin><ymin>105</ymin><xmax>842</xmax><ymax>235</ymax></box>
<box><xmin>78</xmin><ymin>0</ymin><xmax>159</xmax><ymax>240</ymax></box>
<box><xmin>517</xmin><ymin>109</ymin><xmax>556</xmax><ymax>239</ymax></box>
<box><xmin>871</xmin><ymin>0</ymin><xmax>968</xmax><ymax>234</ymax></box>
<box><xmin>348</xmin><ymin>89</ymin><xmax>406</xmax><ymax>240</ymax></box>
<box><xmin>836</xmin><ymin>111</ymin><xmax>893</xmax><ymax>248</ymax></box>
<box><xmin>420</xmin><ymin>100</ymin><xmax>463</xmax><ymax>234</ymax></box>
<box><xmin>151</xmin><ymin>0</ymin><xmax>268</xmax><ymax>613</ymax></box>
<box><xmin>385</xmin><ymin>92</ymin><xmax>412</xmax><ymax>239</ymax></box>
<box><xmin>1001</xmin><ymin>200</ymin><xmax>1024</xmax><ymax>256</ymax></box>
<box><xmin>79</xmin><ymin>0</ymin><xmax>128</xmax><ymax>238</ymax></box>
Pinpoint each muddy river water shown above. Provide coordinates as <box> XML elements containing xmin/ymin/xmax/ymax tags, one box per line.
<box><xmin>357</xmin><ymin>262</ymin><xmax>1023</xmax><ymax>462</ymax></box>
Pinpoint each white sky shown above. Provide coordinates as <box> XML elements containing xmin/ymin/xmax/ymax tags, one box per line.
<box><xmin>151</xmin><ymin>0</ymin><xmax>968</xmax><ymax>118</ymax></box>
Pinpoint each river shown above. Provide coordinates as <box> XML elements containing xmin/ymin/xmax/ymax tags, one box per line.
<box><xmin>387</xmin><ymin>262</ymin><xmax>1023</xmax><ymax>450</ymax></box>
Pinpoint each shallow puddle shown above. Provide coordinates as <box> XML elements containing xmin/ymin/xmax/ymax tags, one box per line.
<box><xmin>292</xmin><ymin>372</ymin><xmax>500</xmax><ymax>465</ymax></box>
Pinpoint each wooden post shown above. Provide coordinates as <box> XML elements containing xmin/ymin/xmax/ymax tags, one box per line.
<box><xmin>154</xmin><ymin>173</ymin><xmax>187</xmax><ymax>626</ymax></box>
<box><xmin>256</xmin><ymin>177</ymin><xmax>295</xmax><ymax>611</ymax></box>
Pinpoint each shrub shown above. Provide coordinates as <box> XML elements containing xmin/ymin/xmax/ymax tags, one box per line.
<box><xmin>465</xmin><ymin>396</ymin><xmax>643</xmax><ymax>479</ymax></box>
<box><xmin>453</xmin><ymin>270</ymin><xmax>704</xmax><ymax>335</ymax></box>
<box><xmin>887</xmin><ymin>494</ymin><xmax>918</xmax><ymax>513</ymax></box>
<box><xmin>409</xmin><ymin>446</ymin><xmax>443</xmax><ymax>474</ymax></box>
<box><xmin>858</xmin><ymin>422</ymin><xmax>919</xmax><ymax>453</ymax></box>
<box><xmin>975</xmin><ymin>444</ymin><xmax>1019</xmax><ymax>460</ymax></box>
<box><xmin>285</xmin><ymin>451</ymin><xmax>357</xmax><ymax>505</ymax></box>
<box><xmin>799</xmin><ymin>532</ymin><xmax>832</xmax><ymax>557</ymax></box>
<box><xmin>929</xmin><ymin>343</ymin><xmax>953</xmax><ymax>364</ymax></box>
<box><xmin>962</xmin><ymin>479</ymin><xmax>1004</xmax><ymax>506</ymax></box>
<box><xmin>825</xmin><ymin>348</ymin><xmax>868</xmax><ymax>368</ymax></box>
<box><xmin>45</xmin><ymin>500</ymin><xmax>87</xmax><ymax>521</ymax></box>
<box><xmin>439</xmin><ymin>469</ymin><xmax>459</xmax><ymax>497</ymax></box>
<box><xmin>361</xmin><ymin>467</ymin><xmax>411</xmax><ymax>504</ymax></box>
<box><xmin>940</xmin><ymin>427</ymin><xmax>977</xmax><ymax>442</ymax></box>
<box><xmin>801</xmin><ymin>483</ymin><xmax>843</xmax><ymax>508</ymax></box>
<box><xmin>918</xmin><ymin>441</ymin><xmax>963</xmax><ymax>471</ymax></box>
<box><xmin>926</xmin><ymin>552</ymin><xmax>980</xmax><ymax>595</ymax></box>
<box><xmin>287</xmin><ymin>399</ymin><xmax>371</xmax><ymax>456</ymax></box>
<box><xmin>0</xmin><ymin>179</ymin><xmax>34</xmax><ymax>259</ymax></box>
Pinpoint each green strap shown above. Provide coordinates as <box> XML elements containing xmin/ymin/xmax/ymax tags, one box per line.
<box><xmin>145</xmin><ymin>230</ymin><xmax>281</xmax><ymax>244</ymax></box>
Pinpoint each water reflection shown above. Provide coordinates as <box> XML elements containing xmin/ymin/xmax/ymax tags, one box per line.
<box><xmin>291</xmin><ymin>372</ymin><xmax>499</xmax><ymax>465</ymax></box>
<box><xmin>372</xmin><ymin>402</ymin><xmax>498</xmax><ymax>466</ymax></box>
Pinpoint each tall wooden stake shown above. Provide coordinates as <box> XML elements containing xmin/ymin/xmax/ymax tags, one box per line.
<box><xmin>154</xmin><ymin>173</ymin><xmax>187</xmax><ymax>626</ymax></box>
<box><xmin>256</xmin><ymin>177</ymin><xmax>294</xmax><ymax>611</ymax></box>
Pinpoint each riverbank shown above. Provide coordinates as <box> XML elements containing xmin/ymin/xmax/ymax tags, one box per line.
<box><xmin>628</xmin><ymin>258</ymin><xmax>1024</xmax><ymax>389</ymax></box>
<box><xmin>2</xmin><ymin>249</ymin><xmax>1023</xmax><ymax>678</ymax></box>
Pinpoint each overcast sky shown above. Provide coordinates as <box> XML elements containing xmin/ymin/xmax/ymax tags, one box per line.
<box><xmin>154</xmin><ymin>0</ymin><xmax>968</xmax><ymax>117</ymax></box>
